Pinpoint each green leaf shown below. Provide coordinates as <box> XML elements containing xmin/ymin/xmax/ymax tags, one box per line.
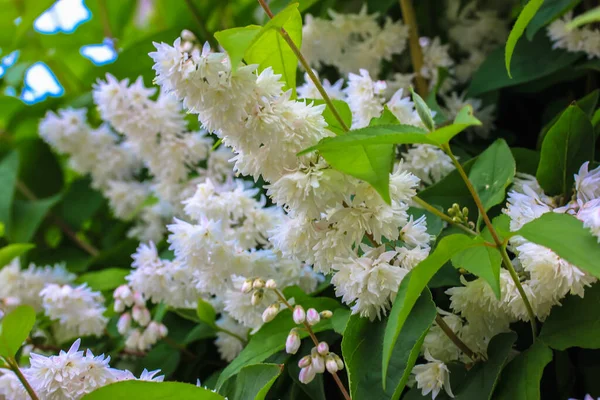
<box><xmin>0</xmin><ymin>243</ymin><xmax>35</xmax><ymax>269</ymax></box>
<box><xmin>214</xmin><ymin>25</ymin><xmax>262</xmax><ymax>73</ymax></box>
<box><xmin>0</xmin><ymin>305</ymin><xmax>36</xmax><ymax>358</ymax></box>
<box><xmin>216</xmin><ymin>296</ymin><xmax>341</xmax><ymax>390</ymax></box>
<box><xmin>468</xmin><ymin>32</ymin><xmax>581</xmax><ymax>96</ymax></box>
<box><xmin>221</xmin><ymin>363</ymin><xmax>283</xmax><ymax>400</ymax></box>
<box><xmin>526</xmin><ymin>0</ymin><xmax>580</xmax><ymax>40</ymax></box>
<box><xmin>515</xmin><ymin>213</ymin><xmax>600</xmax><ymax>279</ymax></box>
<box><xmin>245</xmin><ymin>3</ymin><xmax>302</xmax><ymax>95</ymax></box>
<box><xmin>8</xmin><ymin>194</ymin><xmax>62</xmax><ymax>243</ymax></box>
<box><xmin>342</xmin><ymin>289</ymin><xmax>436</xmax><ymax>399</ymax></box>
<box><xmin>540</xmin><ymin>283</ymin><xmax>600</xmax><ymax>349</ymax></box>
<box><xmin>452</xmin><ymin>332</ymin><xmax>517</xmax><ymax>399</ymax></box>
<box><xmin>57</xmin><ymin>178</ymin><xmax>104</xmax><ymax>229</ymax></box>
<box><xmin>512</xmin><ymin>148</ymin><xmax>540</xmax><ymax>175</ymax></box>
<box><xmin>0</xmin><ymin>97</ymin><xmax>25</xmax><ymax>130</ymax></box>
<box><xmin>0</xmin><ymin>152</ymin><xmax>19</xmax><ymax>231</ymax></box>
<box><xmin>410</xmin><ymin>88</ymin><xmax>435</xmax><ymax>131</ymax></box>
<box><xmin>75</xmin><ymin>268</ymin><xmax>130</xmax><ymax>292</ymax></box>
<box><xmin>82</xmin><ymin>381</ymin><xmax>225</xmax><ymax>399</ymax></box>
<box><xmin>427</xmin><ymin>106</ymin><xmax>482</xmax><ymax>145</ymax></box>
<box><xmin>451</xmin><ymin>240</ymin><xmax>501</xmax><ymax>299</ymax></box>
<box><xmin>495</xmin><ymin>342</ymin><xmax>553</xmax><ymax>400</ymax></box>
<box><xmin>536</xmin><ymin>105</ymin><xmax>594</xmax><ymax>196</ymax></box>
<box><xmin>382</xmin><ymin>234</ymin><xmax>484</xmax><ymax>383</ymax></box>
<box><xmin>308</xmin><ymin>99</ymin><xmax>352</xmax><ymax>135</ymax></box>
<box><xmin>197</xmin><ymin>297</ymin><xmax>218</xmax><ymax>329</ymax></box>
<box><xmin>505</xmin><ymin>0</ymin><xmax>545</xmax><ymax>78</ymax></box>
<box><xmin>137</xmin><ymin>342</ymin><xmax>181</xmax><ymax>379</ymax></box>
<box><xmin>566</xmin><ymin>6</ymin><xmax>600</xmax><ymax>28</ymax></box>
<box><xmin>468</xmin><ymin>139</ymin><xmax>516</xmax><ymax>226</ymax></box>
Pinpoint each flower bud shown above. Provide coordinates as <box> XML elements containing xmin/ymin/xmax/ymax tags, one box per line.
<box><xmin>306</xmin><ymin>308</ymin><xmax>320</xmax><ymax>326</ymax></box>
<box><xmin>311</xmin><ymin>352</ymin><xmax>325</xmax><ymax>373</ymax></box>
<box><xmin>117</xmin><ymin>312</ymin><xmax>132</xmax><ymax>335</ymax></box>
<box><xmin>325</xmin><ymin>355</ymin><xmax>338</xmax><ymax>374</ymax></box>
<box><xmin>251</xmin><ymin>289</ymin><xmax>263</xmax><ymax>306</ymax></box>
<box><xmin>241</xmin><ymin>279</ymin><xmax>254</xmax><ymax>293</ymax></box>
<box><xmin>333</xmin><ymin>353</ymin><xmax>344</xmax><ymax>370</ymax></box>
<box><xmin>262</xmin><ymin>303</ymin><xmax>279</xmax><ymax>323</ymax></box>
<box><xmin>132</xmin><ymin>291</ymin><xmax>146</xmax><ymax>307</ymax></box>
<box><xmin>319</xmin><ymin>310</ymin><xmax>333</xmax><ymax>319</ymax></box>
<box><xmin>317</xmin><ymin>341</ymin><xmax>329</xmax><ymax>356</ymax></box>
<box><xmin>114</xmin><ymin>285</ymin><xmax>133</xmax><ymax>305</ymax></box>
<box><xmin>299</xmin><ymin>365</ymin><xmax>316</xmax><ymax>384</ymax></box>
<box><xmin>285</xmin><ymin>329</ymin><xmax>301</xmax><ymax>354</ymax></box>
<box><xmin>252</xmin><ymin>279</ymin><xmax>265</xmax><ymax>289</ymax></box>
<box><xmin>181</xmin><ymin>29</ymin><xmax>196</xmax><ymax>41</ymax></box>
<box><xmin>114</xmin><ymin>299</ymin><xmax>125</xmax><ymax>313</ymax></box>
<box><xmin>265</xmin><ymin>279</ymin><xmax>277</xmax><ymax>289</ymax></box>
<box><xmin>293</xmin><ymin>305</ymin><xmax>306</xmax><ymax>324</ymax></box>
<box><xmin>124</xmin><ymin>329</ymin><xmax>141</xmax><ymax>350</ymax></box>
<box><xmin>181</xmin><ymin>41</ymin><xmax>194</xmax><ymax>52</ymax></box>
<box><xmin>298</xmin><ymin>355</ymin><xmax>312</xmax><ymax>369</ymax></box>
<box><xmin>132</xmin><ymin>305</ymin><xmax>151</xmax><ymax>327</ymax></box>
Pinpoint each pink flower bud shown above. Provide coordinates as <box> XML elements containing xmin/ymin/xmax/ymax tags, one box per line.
<box><xmin>299</xmin><ymin>365</ymin><xmax>316</xmax><ymax>384</ymax></box>
<box><xmin>113</xmin><ymin>285</ymin><xmax>133</xmax><ymax>305</ymax></box>
<box><xmin>114</xmin><ymin>299</ymin><xmax>125</xmax><ymax>313</ymax></box>
<box><xmin>298</xmin><ymin>355</ymin><xmax>311</xmax><ymax>369</ymax></box>
<box><xmin>317</xmin><ymin>342</ymin><xmax>329</xmax><ymax>356</ymax></box>
<box><xmin>262</xmin><ymin>304</ymin><xmax>279</xmax><ymax>323</ymax></box>
<box><xmin>132</xmin><ymin>291</ymin><xmax>145</xmax><ymax>307</ymax></box>
<box><xmin>293</xmin><ymin>305</ymin><xmax>306</xmax><ymax>324</ymax></box>
<box><xmin>306</xmin><ymin>308</ymin><xmax>320</xmax><ymax>326</ymax></box>
<box><xmin>326</xmin><ymin>355</ymin><xmax>338</xmax><ymax>374</ymax></box>
<box><xmin>265</xmin><ymin>279</ymin><xmax>277</xmax><ymax>289</ymax></box>
<box><xmin>311</xmin><ymin>352</ymin><xmax>325</xmax><ymax>373</ymax></box>
<box><xmin>241</xmin><ymin>279</ymin><xmax>253</xmax><ymax>293</ymax></box>
<box><xmin>117</xmin><ymin>312</ymin><xmax>132</xmax><ymax>335</ymax></box>
<box><xmin>333</xmin><ymin>353</ymin><xmax>344</xmax><ymax>370</ymax></box>
<box><xmin>132</xmin><ymin>305</ymin><xmax>151</xmax><ymax>327</ymax></box>
<box><xmin>285</xmin><ymin>329</ymin><xmax>301</xmax><ymax>354</ymax></box>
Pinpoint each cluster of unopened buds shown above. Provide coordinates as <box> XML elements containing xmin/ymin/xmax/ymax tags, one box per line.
<box><xmin>448</xmin><ymin>203</ymin><xmax>475</xmax><ymax>229</ymax></box>
<box><xmin>113</xmin><ymin>285</ymin><xmax>168</xmax><ymax>352</ymax></box>
<box><xmin>242</xmin><ymin>277</ymin><xmax>344</xmax><ymax>385</ymax></box>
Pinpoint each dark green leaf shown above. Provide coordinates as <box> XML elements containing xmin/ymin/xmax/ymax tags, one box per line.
<box><xmin>221</xmin><ymin>363</ymin><xmax>283</xmax><ymax>400</ymax></box>
<box><xmin>526</xmin><ymin>0</ymin><xmax>580</xmax><ymax>40</ymax></box>
<box><xmin>75</xmin><ymin>268</ymin><xmax>130</xmax><ymax>292</ymax></box>
<box><xmin>343</xmin><ymin>289</ymin><xmax>436</xmax><ymax>398</ymax></box>
<box><xmin>495</xmin><ymin>342</ymin><xmax>553</xmax><ymax>400</ymax></box>
<box><xmin>58</xmin><ymin>178</ymin><xmax>105</xmax><ymax>229</ymax></box>
<box><xmin>82</xmin><ymin>381</ymin><xmax>225</xmax><ymax>399</ymax></box>
<box><xmin>137</xmin><ymin>342</ymin><xmax>181</xmax><ymax>379</ymax></box>
<box><xmin>536</xmin><ymin>105</ymin><xmax>594</xmax><ymax>196</ymax></box>
<box><xmin>512</xmin><ymin>148</ymin><xmax>540</xmax><ymax>175</ymax></box>
<box><xmin>505</xmin><ymin>0</ymin><xmax>545</xmax><ymax>77</ymax></box>
<box><xmin>451</xmin><ymin>239</ymin><xmax>501</xmax><ymax>299</ymax></box>
<box><xmin>0</xmin><ymin>305</ymin><xmax>36</xmax><ymax>358</ymax></box>
<box><xmin>0</xmin><ymin>243</ymin><xmax>35</xmax><ymax>269</ymax></box>
<box><xmin>540</xmin><ymin>283</ymin><xmax>600</xmax><ymax>349</ymax></box>
<box><xmin>9</xmin><ymin>194</ymin><xmax>62</xmax><ymax>243</ymax></box>
<box><xmin>197</xmin><ymin>298</ymin><xmax>218</xmax><ymax>329</ymax></box>
<box><xmin>0</xmin><ymin>152</ymin><xmax>19</xmax><ymax>231</ymax></box>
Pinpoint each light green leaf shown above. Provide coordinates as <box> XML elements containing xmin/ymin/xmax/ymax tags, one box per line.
<box><xmin>468</xmin><ymin>139</ymin><xmax>516</xmax><ymax>226</ymax></box>
<box><xmin>0</xmin><ymin>152</ymin><xmax>19</xmax><ymax>231</ymax></box>
<box><xmin>308</xmin><ymin>98</ymin><xmax>352</xmax><ymax>135</ymax></box>
<box><xmin>495</xmin><ymin>342</ymin><xmax>553</xmax><ymax>400</ymax></box>
<box><xmin>451</xmin><ymin>240</ymin><xmax>501</xmax><ymax>299</ymax></box>
<box><xmin>221</xmin><ymin>363</ymin><xmax>283</xmax><ymax>400</ymax></box>
<box><xmin>343</xmin><ymin>289</ymin><xmax>436</xmax><ymax>399</ymax></box>
<box><xmin>9</xmin><ymin>194</ymin><xmax>62</xmax><ymax>243</ymax></box>
<box><xmin>566</xmin><ymin>6</ymin><xmax>600</xmax><ymax>29</ymax></box>
<box><xmin>197</xmin><ymin>297</ymin><xmax>218</xmax><ymax>329</ymax></box>
<box><xmin>214</xmin><ymin>25</ymin><xmax>262</xmax><ymax>74</ymax></box>
<box><xmin>536</xmin><ymin>105</ymin><xmax>594</xmax><ymax>196</ymax></box>
<box><xmin>539</xmin><ymin>283</ymin><xmax>600</xmax><ymax>349</ymax></box>
<box><xmin>526</xmin><ymin>0</ymin><xmax>580</xmax><ymax>40</ymax></box>
<box><xmin>506</xmin><ymin>0</ymin><xmax>545</xmax><ymax>78</ymax></box>
<box><xmin>75</xmin><ymin>268</ymin><xmax>130</xmax><ymax>292</ymax></box>
<box><xmin>0</xmin><ymin>305</ymin><xmax>36</xmax><ymax>358</ymax></box>
<box><xmin>382</xmin><ymin>234</ymin><xmax>484</xmax><ymax>384</ymax></box>
<box><xmin>245</xmin><ymin>3</ymin><xmax>302</xmax><ymax>95</ymax></box>
<box><xmin>0</xmin><ymin>243</ymin><xmax>35</xmax><ymax>269</ymax></box>
<box><xmin>82</xmin><ymin>381</ymin><xmax>225</xmax><ymax>399</ymax></box>
<box><xmin>427</xmin><ymin>106</ymin><xmax>482</xmax><ymax>145</ymax></box>
<box><xmin>410</xmin><ymin>88</ymin><xmax>435</xmax><ymax>131</ymax></box>
<box><xmin>515</xmin><ymin>212</ymin><xmax>600</xmax><ymax>279</ymax></box>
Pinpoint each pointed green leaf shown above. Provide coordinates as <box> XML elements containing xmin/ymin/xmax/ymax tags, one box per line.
<box><xmin>0</xmin><ymin>305</ymin><xmax>36</xmax><ymax>358</ymax></box>
<box><xmin>452</xmin><ymin>241</ymin><xmax>501</xmax><ymax>299</ymax></box>
<box><xmin>75</xmin><ymin>268</ymin><xmax>130</xmax><ymax>292</ymax></box>
<box><xmin>526</xmin><ymin>0</ymin><xmax>580</xmax><ymax>41</ymax></box>
<box><xmin>566</xmin><ymin>6</ymin><xmax>600</xmax><ymax>29</ymax></box>
<box><xmin>197</xmin><ymin>297</ymin><xmax>218</xmax><ymax>329</ymax></box>
<box><xmin>506</xmin><ymin>0</ymin><xmax>545</xmax><ymax>78</ymax></box>
<box><xmin>215</xmin><ymin>25</ymin><xmax>262</xmax><ymax>73</ymax></box>
<box><xmin>0</xmin><ymin>243</ymin><xmax>35</xmax><ymax>269</ymax></box>
<box><xmin>308</xmin><ymin>99</ymin><xmax>352</xmax><ymax>135</ymax></box>
<box><xmin>0</xmin><ymin>152</ymin><xmax>19</xmax><ymax>231</ymax></box>
<box><xmin>221</xmin><ymin>363</ymin><xmax>283</xmax><ymax>400</ymax></box>
<box><xmin>9</xmin><ymin>194</ymin><xmax>62</xmax><ymax>243</ymax></box>
<box><xmin>410</xmin><ymin>88</ymin><xmax>435</xmax><ymax>131</ymax></box>
<box><xmin>427</xmin><ymin>106</ymin><xmax>482</xmax><ymax>145</ymax></box>
<box><xmin>82</xmin><ymin>381</ymin><xmax>225</xmax><ymax>399</ymax></box>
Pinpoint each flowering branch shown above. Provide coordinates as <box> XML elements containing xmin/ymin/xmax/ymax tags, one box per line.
<box><xmin>5</xmin><ymin>357</ymin><xmax>39</xmax><ymax>400</ymax></box>
<box><xmin>256</xmin><ymin>0</ymin><xmax>350</xmax><ymax>133</ymax></box>
<box><xmin>399</xmin><ymin>0</ymin><xmax>428</xmax><ymax>97</ymax></box>
<box><xmin>443</xmin><ymin>145</ymin><xmax>538</xmax><ymax>339</ymax></box>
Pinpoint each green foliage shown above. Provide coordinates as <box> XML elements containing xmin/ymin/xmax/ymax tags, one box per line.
<box><xmin>505</xmin><ymin>0</ymin><xmax>545</xmax><ymax>78</ymax></box>
<box><xmin>220</xmin><ymin>363</ymin><xmax>283</xmax><ymax>400</ymax></box>
<box><xmin>82</xmin><ymin>381</ymin><xmax>225</xmax><ymax>399</ymax></box>
<box><xmin>410</xmin><ymin>88</ymin><xmax>435</xmax><ymax>131</ymax></box>
<box><xmin>196</xmin><ymin>297</ymin><xmax>218</xmax><ymax>329</ymax></box>
<box><xmin>566</xmin><ymin>6</ymin><xmax>600</xmax><ymax>28</ymax></box>
<box><xmin>515</xmin><ymin>213</ymin><xmax>600</xmax><ymax>279</ymax></box>
<box><xmin>537</xmin><ymin>105</ymin><xmax>595</xmax><ymax>196</ymax></box>
<box><xmin>9</xmin><ymin>194</ymin><xmax>62</xmax><ymax>242</ymax></box>
<box><xmin>342</xmin><ymin>289</ymin><xmax>436</xmax><ymax>399</ymax></box>
<box><xmin>0</xmin><ymin>243</ymin><xmax>35</xmax><ymax>269</ymax></box>
<box><xmin>526</xmin><ymin>0</ymin><xmax>580</xmax><ymax>40</ymax></box>
<box><xmin>539</xmin><ymin>283</ymin><xmax>600</xmax><ymax>350</ymax></box>
<box><xmin>75</xmin><ymin>268</ymin><xmax>130</xmax><ymax>291</ymax></box>
<box><xmin>0</xmin><ymin>152</ymin><xmax>19</xmax><ymax>232</ymax></box>
<box><xmin>310</xmin><ymin>99</ymin><xmax>352</xmax><ymax>135</ymax></box>
<box><xmin>0</xmin><ymin>305</ymin><xmax>36</xmax><ymax>359</ymax></box>
<box><xmin>495</xmin><ymin>342</ymin><xmax>553</xmax><ymax>400</ymax></box>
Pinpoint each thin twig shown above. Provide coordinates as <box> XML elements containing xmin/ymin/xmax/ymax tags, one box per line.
<box><xmin>443</xmin><ymin>145</ymin><xmax>538</xmax><ymax>339</ymax></box>
<box><xmin>435</xmin><ymin>314</ymin><xmax>479</xmax><ymax>362</ymax></box>
<box><xmin>15</xmin><ymin>181</ymin><xmax>100</xmax><ymax>257</ymax></box>
<box><xmin>412</xmin><ymin>196</ymin><xmax>477</xmax><ymax>236</ymax></box>
<box><xmin>399</xmin><ymin>0</ymin><xmax>428</xmax><ymax>97</ymax></box>
<box><xmin>273</xmin><ymin>289</ymin><xmax>351</xmax><ymax>400</ymax></box>
<box><xmin>256</xmin><ymin>0</ymin><xmax>350</xmax><ymax>133</ymax></box>
<box><xmin>6</xmin><ymin>358</ymin><xmax>39</xmax><ymax>400</ymax></box>
<box><xmin>184</xmin><ymin>0</ymin><xmax>219</xmax><ymax>49</ymax></box>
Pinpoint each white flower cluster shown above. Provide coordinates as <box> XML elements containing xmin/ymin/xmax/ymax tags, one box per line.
<box><xmin>40</xmin><ymin>284</ymin><xmax>108</xmax><ymax>340</ymax></box>
<box><xmin>113</xmin><ymin>284</ymin><xmax>168</xmax><ymax>352</ymax></box>
<box><xmin>0</xmin><ymin>339</ymin><xmax>163</xmax><ymax>400</ymax></box>
<box><xmin>302</xmin><ymin>6</ymin><xmax>409</xmax><ymax>76</ymax></box>
<box><xmin>548</xmin><ymin>12</ymin><xmax>600</xmax><ymax>59</ymax></box>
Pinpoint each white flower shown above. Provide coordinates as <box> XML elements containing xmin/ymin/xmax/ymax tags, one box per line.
<box><xmin>504</xmin><ymin>184</ymin><xmax>553</xmax><ymax>231</ymax></box>
<box><xmin>443</xmin><ymin>92</ymin><xmax>496</xmax><ymax>139</ymax></box>
<box><xmin>0</xmin><ymin>369</ymin><xmax>28</xmax><ymax>399</ymax></box>
<box><xmin>411</xmin><ymin>350</ymin><xmax>454</xmax><ymax>399</ymax></box>
<box><xmin>215</xmin><ymin>316</ymin><xmax>249</xmax><ymax>362</ymax></box>
<box><xmin>402</xmin><ymin>145</ymin><xmax>454</xmax><ymax>185</ymax></box>
<box><xmin>575</xmin><ymin>162</ymin><xmax>600</xmax><ymax>203</ymax></box>
<box><xmin>395</xmin><ymin>246</ymin><xmax>430</xmax><ymax>269</ymax></box>
<box><xmin>297</xmin><ymin>71</ymin><xmax>344</xmax><ymax>101</ymax></box>
<box><xmin>422</xmin><ymin>310</ymin><xmax>463</xmax><ymax>363</ymax></box>
<box><xmin>344</xmin><ymin>69</ymin><xmax>386</xmax><ymax>128</ymax></box>
<box><xmin>400</xmin><ymin>215</ymin><xmax>432</xmax><ymax>249</ymax></box>
<box><xmin>578</xmin><ymin>198</ymin><xmax>600</xmax><ymax>241</ymax></box>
